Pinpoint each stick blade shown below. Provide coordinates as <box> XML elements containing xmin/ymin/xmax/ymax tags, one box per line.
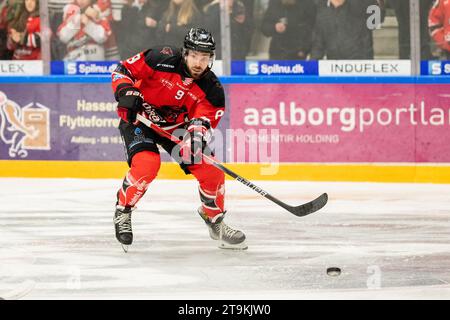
<box><xmin>289</xmin><ymin>193</ymin><xmax>328</xmax><ymax>217</ymax></box>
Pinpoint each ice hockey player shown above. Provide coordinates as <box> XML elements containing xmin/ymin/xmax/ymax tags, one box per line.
<box><xmin>111</xmin><ymin>27</ymin><xmax>247</xmax><ymax>251</ymax></box>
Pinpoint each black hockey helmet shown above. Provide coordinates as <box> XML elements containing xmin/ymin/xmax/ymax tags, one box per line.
<box><xmin>183</xmin><ymin>28</ymin><xmax>216</xmax><ymax>55</ymax></box>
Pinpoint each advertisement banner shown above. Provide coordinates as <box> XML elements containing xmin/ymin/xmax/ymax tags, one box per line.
<box><xmin>421</xmin><ymin>60</ymin><xmax>450</xmax><ymax>76</ymax></box>
<box><xmin>0</xmin><ymin>84</ymin><xmax>123</xmax><ymax>160</ymax></box>
<box><xmin>232</xmin><ymin>60</ymin><xmax>318</xmax><ymax>76</ymax></box>
<box><xmin>229</xmin><ymin>84</ymin><xmax>450</xmax><ymax>163</ymax></box>
<box><xmin>2</xmin><ymin>82</ymin><xmax>449</xmax><ymax>164</ymax></box>
<box><xmin>50</xmin><ymin>60</ymin><xmax>223</xmax><ymax>76</ymax></box>
<box><xmin>51</xmin><ymin>61</ymin><xmax>118</xmax><ymax>75</ymax></box>
<box><xmin>0</xmin><ymin>83</ymin><xmax>229</xmax><ymax>162</ymax></box>
<box><xmin>319</xmin><ymin>60</ymin><xmax>411</xmax><ymax>76</ymax></box>
<box><xmin>0</xmin><ymin>60</ymin><xmax>43</xmax><ymax>76</ymax></box>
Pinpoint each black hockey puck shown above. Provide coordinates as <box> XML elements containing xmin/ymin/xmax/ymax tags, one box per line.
<box><xmin>327</xmin><ymin>267</ymin><xmax>341</xmax><ymax>276</ymax></box>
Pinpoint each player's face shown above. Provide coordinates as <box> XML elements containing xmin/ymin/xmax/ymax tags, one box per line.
<box><xmin>185</xmin><ymin>50</ymin><xmax>211</xmax><ymax>79</ymax></box>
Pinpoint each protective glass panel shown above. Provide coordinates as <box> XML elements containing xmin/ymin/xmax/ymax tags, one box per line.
<box><xmin>0</xmin><ymin>0</ymin><xmax>43</xmax><ymax>76</ymax></box>
<box><xmin>245</xmin><ymin>0</ymin><xmax>409</xmax><ymax>61</ymax></box>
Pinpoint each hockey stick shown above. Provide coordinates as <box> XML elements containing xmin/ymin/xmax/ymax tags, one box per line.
<box><xmin>136</xmin><ymin>114</ymin><xmax>328</xmax><ymax>217</ymax></box>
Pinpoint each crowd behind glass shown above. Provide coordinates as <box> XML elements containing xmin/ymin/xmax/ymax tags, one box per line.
<box><xmin>0</xmin><ymin>0</ymin><xmax>449</xmax><ymax>62</ymax></box>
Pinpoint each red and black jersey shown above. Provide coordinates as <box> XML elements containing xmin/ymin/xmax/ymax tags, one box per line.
<box><xmin>112</xmin><ymin>46</ymin><xmax>225</xmax><ymax>131</ymax></box>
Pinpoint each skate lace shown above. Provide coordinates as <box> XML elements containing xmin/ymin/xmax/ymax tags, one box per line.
<box><xmin>115</xmin><ymin>213</ymin><xmax>132</xmax><ymax>233</ymax></box>
<box><xmin>220</xmin><ymin>222</ymin><xmax>238</xmax><ymax>239</ymax></box>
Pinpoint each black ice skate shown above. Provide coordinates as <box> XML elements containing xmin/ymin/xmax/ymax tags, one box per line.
<box><xmin>114</xmin><ymin>205</ymin><xmax>134</xmax><ymax>252</ymax></box>
<box><xmin>198</xmin><ymin>209</ymin><xmax>247</xmax><ymax>250</ymax></box>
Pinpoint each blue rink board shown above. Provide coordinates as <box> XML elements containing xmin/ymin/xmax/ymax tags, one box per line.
<box><xmin>1</xmin><ymin>75</ymin><xmax>450</xmax><ymax>84</ymax></box>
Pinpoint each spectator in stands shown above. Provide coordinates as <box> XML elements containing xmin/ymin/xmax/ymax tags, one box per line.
<box><xmin>242</xmin><ymin>0</ymin><xmax>255</xmax><ymax>33</ymax></box>
<box><xmin>6</xmin><ymin>0</ymin><xmax>41</xmax><ymax>60</ymax></box>
<box><xmin>57</xmin><ymin>0</ymin><xmax>111</xmax><ymax>61</ymax></box>
<box><xmin>48</xmin><ymin>0</ymin><xmax>122</xmax><ymax>60</ymax></box>
<box><xmin>311</xmin><ymin>0</ymin><xmax>379</xmax><ymax>60</ymax></box>
<box><xmin>261</xmin><ymin>0</ymin><xmax>315</xmax><ymax>60</ymax></box>
<box><xmin>390</xmin><ymin>0</ymin><xmax>433</xmax><ymax>60</ymax></box>
<box><xmin>1</xmin><ymin>0</ymin><xmax>22</xmax><ymax>30</ymax></box>
<box><xmin>0</xmin><ymin>0</ymin><xmax>10</xmax><ymax>59</ymax></box>
<box><xmin>48</xmin><ymin>1</ymin><xmax>67</xmax><ymax>60</ymax></box>
<box><xmin>195</xmin><ymin>0</ymin><xmax>211</xmax><ymax>9</ymax></box>
<box><xmin>157</xmin><ymin>0</ymin><xmax>202</xmax><ymax>47</ymax></box>
<box><xmin>429</xmin><ymin>0</ymin><xmax>450</xmax><ymax>59</ymax></box>
<box><xmin>117</xmin><ymin>0</ymin><xmax>167</xmax><ymax>59</ymax></box>
<box><xmin>203</xmin><ymin>0</ymin><xmax>253</xmax><ymax>60</ymax></box>
<box><xmin>95</xmin><ymin>0</ymin><xmax>120</xmax><ymax>60</ymax></box>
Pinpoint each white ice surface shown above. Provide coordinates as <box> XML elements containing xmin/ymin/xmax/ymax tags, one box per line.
<box><xmin>1</xmin><ymin>178</ymin><xmax>450</xmax><ymax>300</ymax></box>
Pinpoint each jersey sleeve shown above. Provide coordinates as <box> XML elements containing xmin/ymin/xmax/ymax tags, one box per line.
<box><xmin>191</xmin><ymin>79</ymin><xmax>225</xmax><ymax>129</ymax></box>
<box><xmin>118</xmin><ymin>50</ymin><xmax>156</xmax><ymax>81</ymax></box>
<box><xmin>111</xmin><ymin>49</ymin><xmax>156</xmax><ymax>100</ymax></box>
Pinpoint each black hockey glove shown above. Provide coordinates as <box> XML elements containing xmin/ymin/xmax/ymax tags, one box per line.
<box><xmin>181</xmin><ymin>118</ymin><xmax>212</xmax><ymax>164</ymax></box>
<box><xmin>116</xmin><ymin>86</ymin><xmax>144</xmax><ymax>124</ymax></box>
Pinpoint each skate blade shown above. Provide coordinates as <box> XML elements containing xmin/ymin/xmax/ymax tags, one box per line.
<box><xmin>121</xmin><ymin>244</ymin><xmax>129</xmax><ymax>253</ymax></box>
<box><xmin>218</xmin><ymin>240</ymin><xmax>248</xmax><ymax>250</ymax></box>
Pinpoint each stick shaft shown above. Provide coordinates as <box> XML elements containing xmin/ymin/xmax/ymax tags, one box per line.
<box><xmin>136</xmin><ymin>114</ymin><xmax>290</xmax><ymax>209</ymax></box>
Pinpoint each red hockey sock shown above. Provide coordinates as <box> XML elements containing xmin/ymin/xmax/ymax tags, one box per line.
<box><xmin>117</xmin><ymin>151</ymin><xmax>160</xmax><ymax>207</ymax></box>
<box><xmin>189</xmin><ymin>161</ymin><xmax>225</xmax><ymax>218</ymax></box>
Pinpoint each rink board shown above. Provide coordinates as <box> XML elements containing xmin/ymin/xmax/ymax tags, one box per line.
<box><xmin>1</xmin><ymin>160</ymin><xmax>450</xmax><ymax>184</ymax></box>
<box><xmin>1</xmin><ymin>76</ymin><xmax>450</xmax><ymax>183</ymax></box>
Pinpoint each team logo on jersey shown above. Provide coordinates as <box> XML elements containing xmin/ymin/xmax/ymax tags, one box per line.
<box><xmin>160</xmin><ymin>79</ymin><xmax>174</xmax><ymax>89</ymax></box>
<box><xmin>182</xmin><ymin>78</ymin><xmax>193</xmax><ymax>86</ymax></box>
<box><xmin>0</xmin><ymin>91</ymin><xmax>51</xmax><ymax>159</ymax></box>
<box><xmin>143</xmin><ymin>103</ymin><xmax>187</xmax><ymax>125</ymax></box>
<box><xmin>160</xmin><ymin>47</ymin><xmax>174</xmax><ymax>56</ymax></box>
<box><xmin>159</xmin><ymin>105</ymin><xmax>188</xmax><ymax>124</ymax></box>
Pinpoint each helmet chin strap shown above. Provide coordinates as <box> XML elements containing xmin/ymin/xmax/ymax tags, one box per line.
<box><xmin>208</xmin><ymin>55</ymin><xmax>215</xmax><ymax>69</ymax></box>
